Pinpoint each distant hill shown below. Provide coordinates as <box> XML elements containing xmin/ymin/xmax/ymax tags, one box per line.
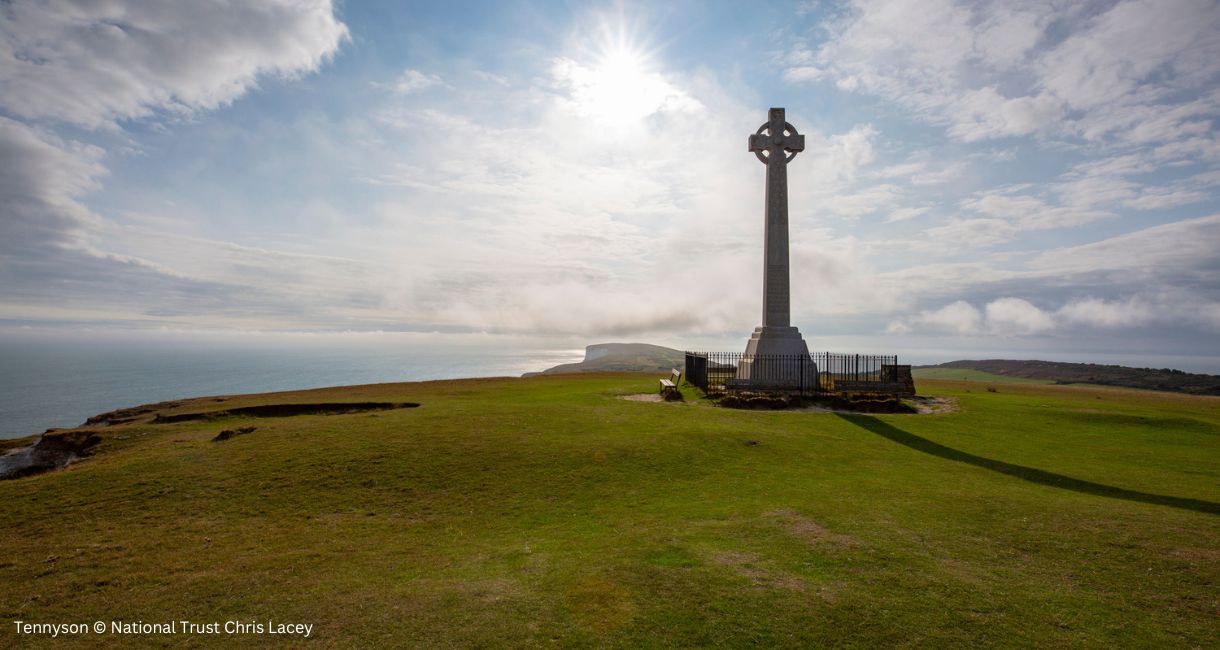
<box><xmin>917</xmin><ymin>359</ymin><xmax>1220</xmax><ymax>396</ymax></box>
<box><xmin>523</xmin><ymin>343</ymin><xmax>684</xmax><ymax>377</ymax></box>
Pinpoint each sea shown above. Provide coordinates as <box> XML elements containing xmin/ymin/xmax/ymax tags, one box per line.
<box><xmin>0</xmin><ymin>333</ymin><xmax>586</xmax><ymax>440</ymax></box>
<box><xmin>4</xmin><ymin>329</ymin><xmax>1217</xmax><ymax>441</ymax></box>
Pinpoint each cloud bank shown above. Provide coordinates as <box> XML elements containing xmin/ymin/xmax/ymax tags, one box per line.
<box><xmin>0</xmin><ymin>1</ymin><xmax>1216</xmax><ymax>368</ymax></box>
<box><xmin>0</xmin><ymin>0</ymin><xmax>348</xmax><ymax>326</ymax></box>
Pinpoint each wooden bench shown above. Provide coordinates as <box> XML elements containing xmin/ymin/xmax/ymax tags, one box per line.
<box><xmin>659</xmin><ymin>368</ymin><xmax>682</xmax><ymax>399</ymax></box>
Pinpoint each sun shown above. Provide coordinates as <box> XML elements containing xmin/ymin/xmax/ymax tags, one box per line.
<box><xmin>559</xmin><ymin>19</ymin><xmax>695</xmax><ymax>132</ymax></box>
<box><xmin>584</xmin><ymin>47</ymin><xmax>658</xmax><ymax>127</ymax></box>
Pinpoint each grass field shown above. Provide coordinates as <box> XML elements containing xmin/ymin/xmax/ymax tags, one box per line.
<box><xmin>2</xmin><ymin>375</ymin><xmax>1217</xmax><ymax>648</ymax></box>
<box><xmin>911</xmin><ymin>367</ymin><xmax>1052</xmax><ymax>384</ymax></box>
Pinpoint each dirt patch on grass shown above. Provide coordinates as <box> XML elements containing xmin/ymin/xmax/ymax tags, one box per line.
<box><xmin>563</xmin><ymin>576</ymin><xmax>636</xmax><ymax>633</ymax></box>
<box><xmin>708</xmin><ymin>550</ymin><xmax>813</xmax><ymax>595</ymax></box>
<box><xmin>1168</xmin><ymin>546</ymin><xmax>1220</xmax><ymax>565</ymax></box>
<box><xmin>907</xmin><ymin>396</ymin><xmax>959</xmax><ymax>415</ymax></box>
<box><xmin>936</xmin><ymin>556</ymin><xmax>993</xmax><ymax>588</ymax></box>
<box><xmin>618</xmin><ymin>393</ymin><xmax>665</xmax><ymax>403</ymax></box>
<box><xmin>454</xmin><ymin>577</ymin><xmax>524</xmax><ymax>606</ymax></box>
<box><xmin>767</xmin><ymin>508</ymin><xmax>858</xmax><ymax>549</ymax></box>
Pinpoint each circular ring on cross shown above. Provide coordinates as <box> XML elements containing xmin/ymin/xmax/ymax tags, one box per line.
<box><xmin>753</xmin><ymin>122</ymin><xmax>801</xmax><ymax>164</ymax></box>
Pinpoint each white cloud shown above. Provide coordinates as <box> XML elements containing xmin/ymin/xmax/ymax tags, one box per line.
<box><xmin>1039</xmin><ymin>0</ymin><xmax>1220</xmax><ymax>121</ymax></box>
<box><xmin>886</xmin><ymin>285</ymin><xmax>1220</xmax><ymax>339</ymax></box>
<box><xmin>1032</xmin><ymin>214</ymin><xmax>1220</xmax><ymax>273</ymax></box>
<box><xmin>378</xmin><ymin>69</ymin><xmax>444</xmax><ymax>95</ymax></box>
<box><xmin>962</xmin><ymin>189</ymin><xmax>1111</xmax><ymax>232</ymax></box>
<box><xmin>947</xmin><ymin>87</ymin><xmax>1062</xmax><ymax>142</ymax></box>
<box><xmin>1058</xmin><ymin>297</ymin><xmax>1155</xmax><ymax>329</ymax></box>
<box><xmin>790</xmin><ymin>0</ymin><xmax>1220</xmax><ymax>147</ymax></box>
<box><xmin>916</xmin><ymin>300</ymin><xmax>982</xmax><ymax>334</ymax></box>
<box><xmin>1053</xmin><ymin>176</ymin><xmax>1139</xmax><ymax>210</ymax></box>
<box><xmin>352</xmin><ymin>65</ymin><xmax>754</xmax><ymax>335</ymax></box>
<box><xmin>0</xmin><ymin>117</ymin><xmax>106</xmax><ymax>253</ymax></box>
<box><xmin>0</xmin><ymin>0</ymin><xmax>1215</xmax><ymax>355</ymax></box>
<box><xmin>873</xmin><ymin>154</ymin><xmax>964</xmax><ymax>186</ymax></box>
<box><xmin>0</xmin><ymin>1</ymin><xmax>351</xmax><ymax>328</ymax></box>
<box><xmin>549</xmin><ymin>55</ymin><xmax>702</xmax><ymax>130</ymax></box>
<box><xmin>0</xmin><ymin>0</ymin><xmax>349</xmax><ymax>129</ymax></box>
<box><xmin>985</xmin><ymin>297</ymin><xmax>1054</xmax><ymax>335</ymax></box>
<box><xmin>885</xmin><ymin>320</ymin><xmax>912</xmax><ymax>334</ymax></box>
<box><xmin>819</xmin><ymin>184</ymin><xmax>902</xmax><ymax>218</ymax></box>
<box><xmin>1122</xmin><ymin>187</ymin><xmax>1209</xmax><ymax>211</ymax></box>
<box><xmin>893</xmin><ymin>296</ymin><xmax>1131</xmax><ymax>337</ymax></box>
<box><xmin>885</xmin><ymin>206</ymin><xmax>929</xmax><ymax>223</ymax></box>
<box><xmin>783</xmin><ymin>66</ymin><xmax>824</xmax><ymax>83</ymax></box>
<box><xmin>788</xmin><ymin>125</ymin><xmax>886</xmax><ymax>219</ymax></box>
<box><xmin>910</xmin><ymin>163</ymin><xmax>965</xmax><ymax>186</ymax></box>
<box><xmin>472</xmin><ymin>70</ymin><xmax>509</xmax><ymax>86</ymax></box>
<box><xmin>925</xmin><ymin>218</ymin><xmax>1016</xmax><ymax>247</ymax></box>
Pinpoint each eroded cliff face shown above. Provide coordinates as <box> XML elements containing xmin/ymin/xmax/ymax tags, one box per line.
<box><xmin>0</xmin><ymin>429</ymin><xmax>100</xmax><ymax>480</ymax></box>
<box><xmin>1</xmin><ymin>400</ymin><xmax>419</xmax><ymax>480</ymax></box>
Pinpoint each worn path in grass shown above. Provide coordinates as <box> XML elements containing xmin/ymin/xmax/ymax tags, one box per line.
<box><xmin>1</xmin><ymin>374</ymin><xmax>1216</xmax><ymax>648</ymax></box>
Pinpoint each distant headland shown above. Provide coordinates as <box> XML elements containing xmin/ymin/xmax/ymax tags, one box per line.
<box><xmin>522</xmin><ymin>343</ymin><xmax>684</xmax><ymax>376</ymax></box>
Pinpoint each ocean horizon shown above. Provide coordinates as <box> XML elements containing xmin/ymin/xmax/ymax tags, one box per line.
<box><xmin>5</xmin><ymin>328</ymin><xmax>1218</xmax><ymax>441</ymax></box>
<box><xmin>0</xmin><ymin>334</ymin><xmax>586</xmax><ymax>440</ymax></box>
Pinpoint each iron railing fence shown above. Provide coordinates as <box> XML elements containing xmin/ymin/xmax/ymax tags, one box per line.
<box><xmin>685</xmin><ymin>351</ymin><xmax>899</xmax><ymax>396</ymax></box>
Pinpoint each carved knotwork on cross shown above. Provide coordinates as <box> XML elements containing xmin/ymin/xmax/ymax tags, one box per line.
<box><xmin>748</xmin><ymin>107</ymin><xmax>805</xmax><ymax>165</ymax></box>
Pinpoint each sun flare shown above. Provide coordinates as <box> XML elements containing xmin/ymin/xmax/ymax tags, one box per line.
<box><xmin>583</xmin><ymin>46</ymin><xmax>658</xmax><ymax>128</ymax></box>
<box><xmin>558</xmin><ymin>27</ymin><xmax>698</xmax><ymax>132</ymax></box>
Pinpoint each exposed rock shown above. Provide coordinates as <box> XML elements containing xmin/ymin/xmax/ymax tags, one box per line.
<box><xmin>155</xmin><ymin>402</ymin><xmax>419</xmax><ymax>423</ymax></box>
<box><xmin>84</xmin><ymin>400</ymin><xmax>185</xmax><ymax>426</ymax></box>
<box><xmin>718</xmin><ymin>394</ymin><xmax>802</xmax><ymax>409</ymax></box>
<box><xmin>213</xmin><ymin>426</ymin><xmax>256</xmax><ymax>442</ymax></box>
<box><xmin>0</xmin><ymin>429</ymin><xmax>101</xmax><ymax>480</ymax></box>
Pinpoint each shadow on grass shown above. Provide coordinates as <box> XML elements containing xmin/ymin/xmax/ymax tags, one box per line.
<box><xmin>837</xmin><ymin>414</ymin><xmax>1220</xmax><ymax>516</ymax></box>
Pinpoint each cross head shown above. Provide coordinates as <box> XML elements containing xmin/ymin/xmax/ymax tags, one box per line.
<box><xmin>748</xmin><ymin>107</ymin><xmax>804</xmax><ymax>164</ymax></box>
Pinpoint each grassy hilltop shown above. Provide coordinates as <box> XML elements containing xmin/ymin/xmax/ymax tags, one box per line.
<box><xmin>2</xmin><ymin>374</ymin><xmax>1218</xmax><ymax>647</ymax></box>
<box><xmin>915</xmin><ymin>360</ymin><xmax>1220</xmax><ymax>395</ymax></box>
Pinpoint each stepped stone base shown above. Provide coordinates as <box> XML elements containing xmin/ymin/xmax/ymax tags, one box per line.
<box><xmin>734</xmin><ymin>326</ymin><xmax>818</xmax><ymax>389</ymax></box>
<box><xmin>741</xmin><ymin>326</ymin><xmax>810</xmax><ymax>357</ymax></box>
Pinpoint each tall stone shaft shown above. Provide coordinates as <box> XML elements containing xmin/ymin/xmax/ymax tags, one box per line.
<box><xmin>763</xmin><ymin>123</ymin><xmax>791</xmax><ymax>327</ymax></box>
<box><xmin>747</xmin><ymin>107</ymin><xmax>805</xmax><ymax>332</ymax></box>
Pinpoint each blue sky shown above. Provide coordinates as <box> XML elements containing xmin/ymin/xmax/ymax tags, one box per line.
<box><xmin>2</xmin><ymin>0</ymin><xmax>1219</xmax><ymax>370</ymax></box>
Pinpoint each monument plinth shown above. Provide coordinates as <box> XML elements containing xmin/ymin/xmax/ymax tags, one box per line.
<box><xmin>737</xmin><ymin>108</ymin><xmax>815</xmax><ymax>387</ymax></box>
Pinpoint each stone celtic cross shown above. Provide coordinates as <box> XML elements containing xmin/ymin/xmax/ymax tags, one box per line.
<box><xmin>736</xmin><ymin>107</ymin><xmax>813</xmax><ymax>385</ymax></box>
<box><xmin>748</xmin><ymin>107</ymin><xmax>804</xmax><ymax>329</ymax></box>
